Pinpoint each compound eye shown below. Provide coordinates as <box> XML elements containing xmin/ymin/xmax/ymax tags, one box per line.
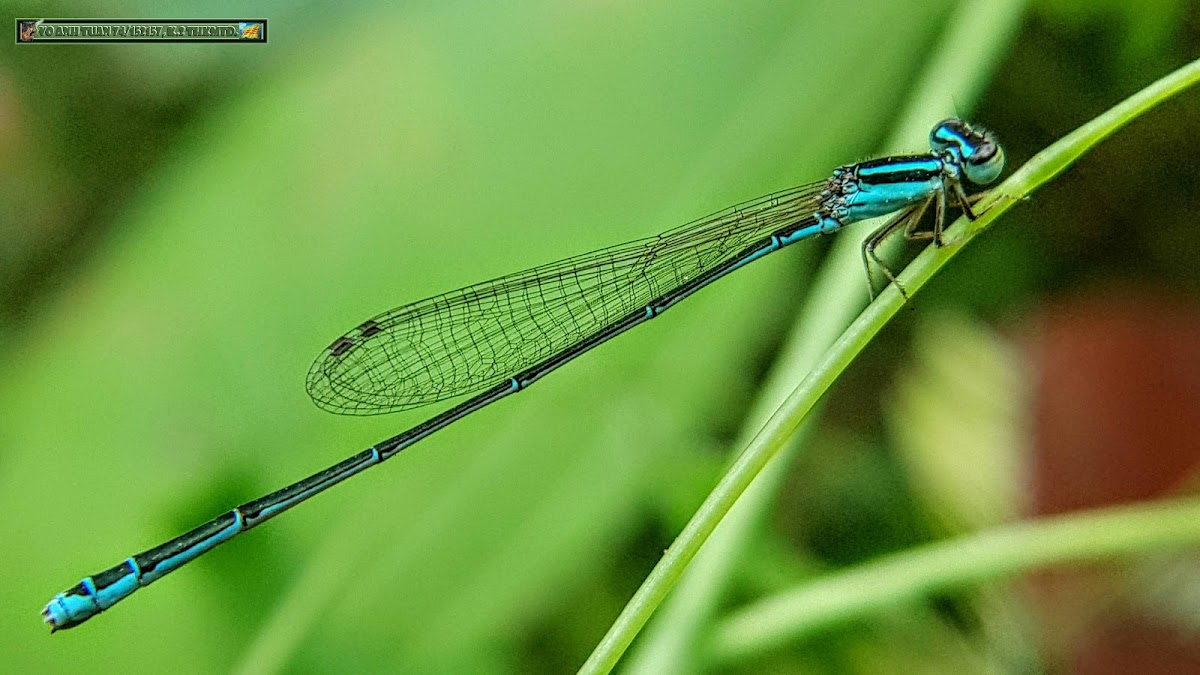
<box><xmin>971</xmin><ymin>142</ymin><xmax>996</xmax><ymax>164</ymax></box>
<box><xmin>963</xmin><ymin>141</ymin><xmax>1005</xmax><ymax>185</ymax></box>
<box><xmin>930</xmin><ymin>118</ymin><xmax>1005</xmax><ymax>185</ymax></box>
<box><xmin>930</xmin><ymin>118</ymin><xmax>971</xmax><ymax>154</ymax></box>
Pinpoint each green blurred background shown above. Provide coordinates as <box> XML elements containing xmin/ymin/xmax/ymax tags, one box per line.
<box><xmin>3</xmin><ymin>1</ymin><xmax>1200</xmax><ymax>672</ymax></box>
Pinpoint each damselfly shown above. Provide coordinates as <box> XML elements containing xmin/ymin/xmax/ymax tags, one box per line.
<box><xmin>43</xmin><ymin>118</ymin><xmax>1004</xmax><ymax>630</ymax></box>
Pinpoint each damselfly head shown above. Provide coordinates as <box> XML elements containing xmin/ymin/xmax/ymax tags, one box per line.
<box><xmin>930</xmin><ymin>118</ymin><xmax>1005</xmax><ymax>186</ymax></box>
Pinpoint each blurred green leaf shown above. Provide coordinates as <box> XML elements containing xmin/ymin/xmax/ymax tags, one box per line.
<box><xmin>888</xmin><ymin>311</ymin><xmax>1030</xmax><ymax>532</ymax></box>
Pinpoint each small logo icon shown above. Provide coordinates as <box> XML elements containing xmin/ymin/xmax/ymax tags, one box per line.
<box><xmin>238</xmin><ymin>22</ymin><xmax>263</xmax><ymax>40</ymax></box>
<box><xmin>18</xmin><ymin>19</ymin><xmax>42</xmax><ymax>42</ymax></box>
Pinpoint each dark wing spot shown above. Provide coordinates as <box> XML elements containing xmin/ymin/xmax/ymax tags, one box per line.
<box><xmin>328</xmin><ymin>336</ymin><xmax>356</xmax><ymax>357</ymax></box>
<box><xmin>358</xmin><ymin>319</ymin><xmax>383</xmax><ymax>338</ymax></box>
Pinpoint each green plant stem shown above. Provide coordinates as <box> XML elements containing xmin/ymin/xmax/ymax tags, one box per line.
<box><xmin>578</xmin><ymin>55</ymin><xmax>1200</xmax><ymax>675</ymax></box>
<box><xmin>711</xmin><ymin>497</ymin><xmax>1200</xmax><ymax>661</ymax></box>
<box><xmin>623</xmin><ymin>2</ymin><xmax>1027</xmax><ymax>671</ymax></box>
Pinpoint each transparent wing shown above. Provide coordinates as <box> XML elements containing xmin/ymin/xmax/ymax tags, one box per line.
<box><xmin>306</xmin><ymin>181</ymin><xmax>826</xmax><ymax>415</ymax></box>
